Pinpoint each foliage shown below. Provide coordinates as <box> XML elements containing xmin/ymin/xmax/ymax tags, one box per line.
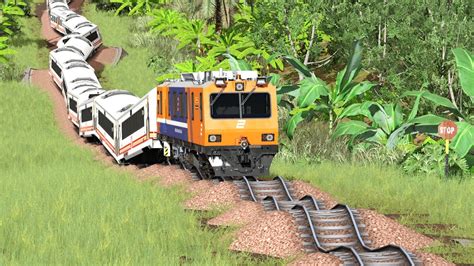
<box><xmin>148</xmin><ymin>7</ymin><xmax>282</xmax><ymax>80</ymax></box>
<box><xmin>403</xmin><ymin>139</ymin><xmax>469</xmax><ymax>177</ymax></box>
<box><xmin>0</xmin><ymin>0</ymin><xmax>26</xmax><ymax>35</ymax></box>
<box><xmin>0</xmin><ymin>36</ymin><xmax>15</xmax><ymax>63</ymax></box>
<box><xmin>401</xmin><ymin>48</ymin><xmax>474</xmax><ymax>158</ymax></box>
<box><xmin>110</xmin><ymin>0</ymin><xmax>169</xmax><ymax>15</ymax></box>
<box><xmin>333</xmin><ymin>100</ymin><xmax>446</xmax><ymax>148</ymax></box>
<box><xmin>279</xmin><ymin>41</ymin><xmax>376</xmax><ymax>138</ymax></box>
<box><xmin>234</xmin><ymin>0</ymin><xmax>331</xmax><ymax>72</ymax></box>
<box><xmin>0</xmin><ymin>0</ymin><xmax>26</xmax><ymax>64</ymax></box>
<box><xmin>452</xmin><ymin>48</ymin><xmax>474</xmax><ymax>104</ymax></box>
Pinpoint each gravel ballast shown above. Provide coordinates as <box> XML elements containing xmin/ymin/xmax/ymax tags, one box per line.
<box><xmin>291</xmin><ymin>180</ymin><xmax>339</xmax><ymax>209</ymax></box>
<box><xmin>289</xmin><ymin>252</ymin><xmax>342</xmax><ymax>265</ymax></box>
<box><xmin>184</xmin><ymin>182</ymin><xmax>240</xmax><ymax>211</ymax></box>
<box><xmin>229</xmin><ymin>211</ymin><xmax>304</xmax><ymax>258</ymax></box>
<box><xmin>359</xmin><ymin>209</ymin><xmax>434</xmax><ymax>251</ymax></box>
<box><xmin>186</xmin><ymin>180</ymin><xmax>214</xmax><ymax>196</ymax></box>
<box><xmin>207</xmin><ymin>201</ymin><xmax>265</xmax><ymax>227</ymax></box>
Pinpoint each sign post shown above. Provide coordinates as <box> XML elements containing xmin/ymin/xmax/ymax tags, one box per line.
<box><xmin>438</xmin><ymin>120</ymin><xmax>458</xmax><ymax>178</ymax></box>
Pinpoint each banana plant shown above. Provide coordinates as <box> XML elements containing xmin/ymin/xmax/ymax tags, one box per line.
<box><xmin>0</xmin><ymin>36</ymin><xmax>16</xmax><ymax>63</ymax></box>
<box><xmin>332</xmin><ymin>101</ymin><xmax>446</xmax><ymax>149</ymax></box>
<box><xmin>280</xmin><ymin>40</ymin><xmax>376</xmax><ymax>138</ymax></box>
<box><xmin>401</xmin><ymin>48</ymin><xmax>473</xmax><ymax>157</ymax></box>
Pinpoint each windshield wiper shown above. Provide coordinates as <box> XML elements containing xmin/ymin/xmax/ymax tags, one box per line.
<box><xmin>241</xmin><ymin>87</ymin><xmax>256</xmax><ymax>106</ymax></box>
<box><xmin>210</xmin><ymin>87</ymin><xmax>226</xmax><ymax>106</ymax></box>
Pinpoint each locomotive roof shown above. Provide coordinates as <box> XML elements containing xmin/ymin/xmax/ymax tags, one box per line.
<box><xmin>94</xmin><ymin>90</ymin><xmax>140</xmax><ymax>119</ymax></box>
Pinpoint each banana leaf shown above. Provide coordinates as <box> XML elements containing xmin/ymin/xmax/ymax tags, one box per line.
<box><xmin>452</xmin><ymin>48</ymin><xmax>474</xmax><ymax>101</ymax></box>
<box><xmin>451</xmin><ymin>122</ymin><xmax>474</xmax><ymax>157</ymax></box>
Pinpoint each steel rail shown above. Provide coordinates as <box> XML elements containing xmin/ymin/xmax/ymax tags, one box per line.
<box><xmin>242</xmin><ymin>176</ymin><xmax>257</xmax><ymax>202</ymax></box>
<box><xmin>292</xmin><ymin>204</ymin><xmax>364</xmax><ymax>265</ymax></box>
<box><xmin>263</xmin><ymin>196</ymin><xmax>280</xmax><ymax>211</ymax></box>
<box><xmin>336</xmin><ymin>204</ymin><xmax>416</xmax><ymax>266</ymax></box>
<box><xmin>299</xmin><ymin>195</ymin><xmax>321</xmax><ymax>211</ymax></box>
<box><xmin>274</xmin><ymin>176</ymin><xmax>293</xmax><ymax>201</ymax></box>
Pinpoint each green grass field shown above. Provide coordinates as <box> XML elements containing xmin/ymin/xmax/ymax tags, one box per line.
<box><xmin>271</xmin><ymin>158</ymin><xmax>474</xmax><ymax>263</ymax></box>
<box><xmin>0</xmin><ymin>82</ymin><xmax>280</xmax><ymax>264</ymax></box>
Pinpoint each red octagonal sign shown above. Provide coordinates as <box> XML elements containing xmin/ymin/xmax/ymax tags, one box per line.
<box><xmin>438</xmin><ymin>120</ymin><xmax>458</xmax><ymax>140</ymax></box>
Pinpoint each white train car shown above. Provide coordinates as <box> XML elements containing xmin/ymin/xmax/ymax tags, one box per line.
<box><xmin>57</xmin><ymin>34</ymin><xmax>94</xmax><ymax>60</ymax></box>
<box><xmin>49</xmin><ymin>8</ymin><xmax>77</xmax><ymax>34</ymax></box>
<box><xmin>47</xmin><ymin>0</ymin><xmax>70</xmax><ymax>10</ymax></box>
<box><xmin>49</xmin><ymin>47</ymin><xmax>85</xmax><ymax>93</ymax></box>
<box><xmin>67</xmin><ymin>85</ymin><xmax>104</xmax><ymax>126</ymax></box>
<box><xmin>93</xmin><ymin>89</ymin><xmax>161</xmax><ymax>162</ymax></box>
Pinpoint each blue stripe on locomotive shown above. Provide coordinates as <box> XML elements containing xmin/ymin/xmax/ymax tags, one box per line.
<box><xmin>160</xmin><ymin>123</ymin><xmax>188</xmax><ymax>141</ymax></box>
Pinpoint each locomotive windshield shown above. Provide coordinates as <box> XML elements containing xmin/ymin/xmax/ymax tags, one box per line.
<box><xmin>210</xmin><ymin>93</ymin><xmax>270</xmax><ymax>119</ymax></box>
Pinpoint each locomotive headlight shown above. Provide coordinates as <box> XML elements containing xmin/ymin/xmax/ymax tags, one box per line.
<box><xmin>208</xmin><ymin>134</ymin><xmax>221</xmax><ymax>142</ymax></box>
<box><xmin>215</xmin><ymin>78</ymin><xmax>227</xmax><ymax>87</ymax></box>
<box><xmin>262</xmin><ymin>133</ymin><xmax>274</xmax><ymax>142</ymax></box>
<box><xmin>240</xmin><ymin>137</ymin><xmax>249</xmax><ymax>149</ymax></box>
<box><xmin>235</xmin><ymin>82</ymin><xmax>244</xmax><ymax>91</ymax></box>
<box><xmin>256</xmin><ymin>77</ymin><xmax>267</xmax><ymax>87</ymax></box>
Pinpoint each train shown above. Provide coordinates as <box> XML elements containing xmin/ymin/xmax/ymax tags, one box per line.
<box><xmin>46</xmin><ymin>0</ymin><xmax>279</xmax><ymax>178</ymax></box>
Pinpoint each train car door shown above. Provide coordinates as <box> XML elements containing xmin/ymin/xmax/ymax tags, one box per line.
<box><xmin>189</xmin><ymin>88</ymin><xmax>203</xmax><ymax>146</ymax></box>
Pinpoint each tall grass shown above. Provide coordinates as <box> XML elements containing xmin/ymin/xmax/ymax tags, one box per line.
<box><xmin>0</xmin><ymin>82</ymin><xmax>279</xmax><ymax>264</ymax></box>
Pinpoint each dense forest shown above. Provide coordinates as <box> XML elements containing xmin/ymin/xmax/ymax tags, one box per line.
<box><xmin>1</xmin><ymin>0</ymin><xmax>473</xmax><ymax>176</ymax></box>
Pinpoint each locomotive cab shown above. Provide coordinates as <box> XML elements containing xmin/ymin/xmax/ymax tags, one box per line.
<box><xmin>201</xmin><ymin>72</ymin><xmax>278</xmax><ymax>177</ymax></box>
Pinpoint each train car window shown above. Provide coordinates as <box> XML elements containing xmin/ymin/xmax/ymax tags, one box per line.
<box><xmin>167</xmin><ymin>91</ymin><xmax>170</xmax><ymax>116</ymax></box>
<box><xmin>158</xmin><ymin>91</ymin><xmax>162</xmax><ymax>115</ymax></box>
<box><xmin>191</xmin><ymin>92</ymin><xmax>194</xmax><ymax>121</ymax></box>
<box><xmin>210</xmin><ymin>93</ymin><xmax>240</xmax><ymax>119</ymax></box>
<box><xmin>69</xmin><ymin>98</ymin><xmax>77</xmax><ymax>113</ymax></box>
<box><xmin>199</xmin><ymin>93</ymin><xmax>203</xmax><ymax>121</ymax></box>
<box><xmin>177</xmin><ymin>92</ymin><xmax>182</xmax><ymax>118</ymax></box>
<box><xmin>121</xmin><ymin>108</ymin><xmax>144</xmax><ymax>140</ymax></box>
<box><xmin>86</xmin><ymin>31</ymin><xmax>99</xmax><ymax>43</ymax></box>
<box><xmin>241</xmin><ymin>93</ymin><xmax>271</xmax><ymax>118</ymax></box>
<box><xmin>81</xmin><ymin>107</ymin><xmax>92</xmax><ymax>121</ymax></box>
<box><xmin>51</xmin><ymin>59</ymin><xmax>61</xmax><ymax>77</ymax></box>
<box><xmin>156</xmin><ymin>91</ymin><xmax>161</xmax><ymax>115</ymax></box>
<box><xmin>182</xmin><ymin>93</ymin><xmax>187</xmax><ymax>119</ymax></box>
<box><xmin>172</xmin><ymin>92</ymin><xmax>177</xmax><ymax>118</ymax></box>
<box><xmin>98</xmin><ymin>111</ymin><xmax>114</xmax><ymax>138</ymax></box>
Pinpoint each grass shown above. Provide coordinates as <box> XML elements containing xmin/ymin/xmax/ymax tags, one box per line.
<box><xmin>82</xmin><ymin>5</ymin><xmax>161</xmax><ymax>96</ymax></box>
<box><xmin>0</xmin><ymin>81</ymin><xmax>280</xmax><ymax>264</ymax></box>
<box><xmin>270</xmin><ymin>158</ymin><xmax>474</xmax><ymax>264</ymax></box>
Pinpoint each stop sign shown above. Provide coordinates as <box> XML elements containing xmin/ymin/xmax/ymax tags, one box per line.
<box><xmin>438</xmin><ymin>120</ymin><xmax>458</xmax><ymax>140</ymax></box>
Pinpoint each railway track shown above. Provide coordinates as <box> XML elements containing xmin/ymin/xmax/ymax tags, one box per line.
<box><xmin>232</xmin><ymin>176</ymin><xmax>420</xmax><ymax>265</ymax></box>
